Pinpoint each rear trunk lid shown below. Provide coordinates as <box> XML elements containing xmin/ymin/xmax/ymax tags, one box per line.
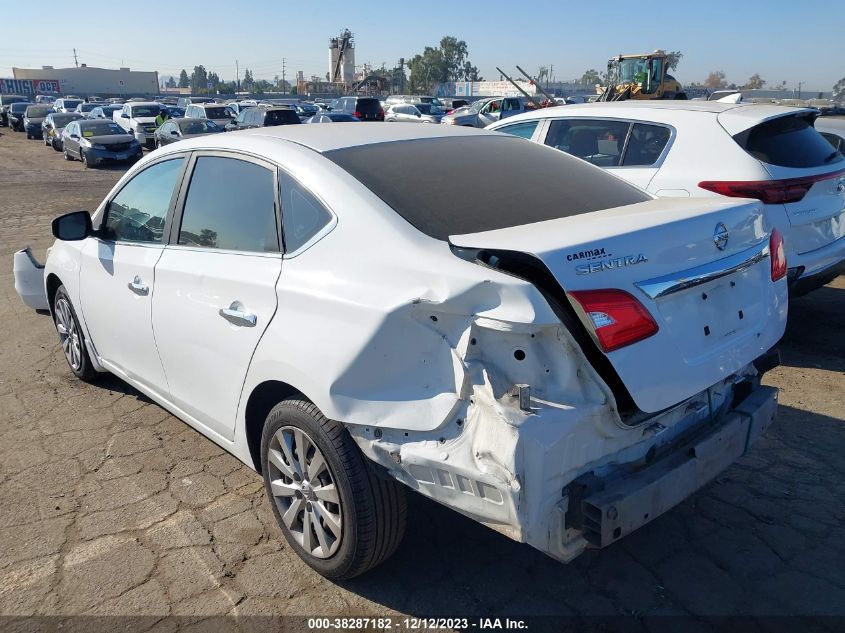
<box><xmin>449</xmin><ymin>197</ymin><xmax>787</xmax><ymax>413</ymax></box>
<box><xmin>718</xmin><ymin>108</ymin><xmax>845</xmax><ymax>258</ymax></box>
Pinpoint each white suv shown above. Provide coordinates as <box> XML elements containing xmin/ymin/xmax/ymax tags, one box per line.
<box><xmin>14</xmin><ymin>125</ymin><xmax>785</xmax><ymax>578</ymax></box>
<box><xmin>184</xmin><ymin>102</ymin><xmax>235</xmax><ymax>128</ymax></box>
<box><xmin>489</xmin><ymin>102</ymin><xmax>845</xmax><ymax>295</ymax></box>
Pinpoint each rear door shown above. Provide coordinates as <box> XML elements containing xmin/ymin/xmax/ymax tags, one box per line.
<box><xmin>79</xmin><ymin>155</ymin><xmax>187</xmax><ymax>397</ymax></box>
<box><xmin>152</xmin><ymin>153</ymin><xmax>282</xmax><ymax>440</ymax></box>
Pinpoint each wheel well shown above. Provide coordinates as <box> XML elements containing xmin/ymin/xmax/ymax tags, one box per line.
<box><xmin>45</xmin><ymin>273</ymin><xmax>62</xmax><ymax>312</ymax></box>
<box><xmin>244</xmin><ymin>380</ymin><xmax>305</xmax><ymax>473</ymax></box>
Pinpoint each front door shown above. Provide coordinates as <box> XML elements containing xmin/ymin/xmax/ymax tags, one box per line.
<box><xmin>79</xmin><ymin>156</ymin><xmax>187</xmax><ymax>397</ymax></box>
<box><xmin>152</xmin><ymin>154</ymin><xmax>282</xmax><ymax>440</ymax></box>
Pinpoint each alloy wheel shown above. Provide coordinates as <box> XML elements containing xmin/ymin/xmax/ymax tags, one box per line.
<box><xmin>266</xmin><ymin>426</ymin><xmax>343</xmax><ymax>558</ymax></box>
<box><xmin>54</xmin><ymin>297</ymin><xmax>82</xmax><ymax>371</ymax></box>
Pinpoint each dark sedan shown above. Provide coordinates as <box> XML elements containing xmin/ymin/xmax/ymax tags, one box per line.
<box><xmin>7</xmin><ymin>102</ymin><xmax>30</xmax><ymax>131</ymax></box>
<box><xmin>305</xmin><ymin>113</ymin><xmax>360</xmax><ymax>123</ymax></box>
<box><xmin>23</xmin><ymin>105</ymin><xmax>53</xmax><ymax>139</ymax></box>
<box><xmin>154</xmin><ymin>118</ymin><xmax>224</xmax><ymax>147</ymax></box>
<box><xmin>61</xmin><ymin>119</ymin><xmax>142</xmax><ymax>167</ymax></box>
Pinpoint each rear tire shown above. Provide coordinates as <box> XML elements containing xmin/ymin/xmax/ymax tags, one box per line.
<box><xmin>261</xmin><ymin>398</ymin><xmax>406</xmax><ymax>579</ymax></box>
<box><xmin>52</xmin><ymin>286</ymin><xmax>97</xmax><ymax>382</ymax></box>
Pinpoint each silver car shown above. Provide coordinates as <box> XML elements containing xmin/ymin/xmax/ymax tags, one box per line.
<box><xmin>385</xmin><ymin>103</ymin><xmax>443</xmax><ymax>124</ymax></box>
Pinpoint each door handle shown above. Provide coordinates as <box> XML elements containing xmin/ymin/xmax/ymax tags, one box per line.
<box><xmin>218</xmin><ymin>301</ymin><xmax>257</xmax><ymax>327</ymax></box>
<box><xmin>127</xmin><ymin>276</ymin><xmax>149</xmax><ymax>295</ymax></box>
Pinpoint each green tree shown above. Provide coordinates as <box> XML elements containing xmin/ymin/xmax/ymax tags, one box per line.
<box><xmin>580</xmin><ymin>69</ymin><xmax>602</xmax><ymax>86</ymax></box>
<box><xmin>665</xmin><ymin>51</ymin><xmax>683</xmax><ymax>72</ymax></box>
<box><xmin>832</xmin><ymin>77</ymin><xmax>845</xmax><ymax>102</ymax></box>
<box><xmin>407</xmin><ymin>36</ymin><xmax>481</xmax><ymax>92</ymax></box>
<box><xmin>165</xmin><ymin>76</ymin><xmax>176</xmax><ymax>89</ymax></box>
<box><xmin>190</xmin><ymin>65</ymin><xmax>208</xmax><ymax>93</ymax></box>
<box><xmin>704</xmin><ymin>70</ymin><xmax>727</xmax><ymax>89</ymax></box>
<box><xmin>178</xmin><ymin>69</ymin><xmax>189</xmax><ymax>88</ymax></box>
<box><xmin>407</xmin><ymin>47</ymin><xmax>447</xmax><ymax>93</ymax></box>
<box><xmin>243</xmin><ymin>68</ymin><xmax>254</xmax><ymax>89</ymax></box>
<box><xmin>744</xmin><ymin>74</ymin><xmax>765</xmax><ymax>89</ymax></box>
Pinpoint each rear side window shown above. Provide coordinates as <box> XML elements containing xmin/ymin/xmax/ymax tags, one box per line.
<box><xmin>104</xmin><ymin>158</ymin><xmax>185</xmax><ymax>243</ymax></box>
<box><xmin>355</xmin><ymin>99</ymin><xmax>380</xmax><ymax>114</ymax></box>
<box><xmin>544</xmin><ymin>119</ymin><xmax>632</xmax><ymax>167</ymax></box>
<box><xmin>622</xmin><ymin>123</ymin><xmax>671</xmax><ymax>166</ymax></box>
<box><xmin>734</xmin><ymin>114</ymin><xmax>844</xmax><ymax>168</ymax></box>
<box><xmin>178</xmin><ymin>156</ymin><xmax>278</xmax><ymax>252</ymax></box>
<box><xmin>325</xmin><ymin>135</ymin><xmax>650</xmax><ymax>241</ymax></box>
<box><xmin>264</xmin><ymin>109</ymin><xmax>300</xmax><ymax>125</ymax></box>
<box><xmin>280</xmin><ymin>173</ymin><xmax>333</xmax><ymax>253</ymax></box>
<box><xmin>495</xmin><ymin>121</ymin><xmax>538</xmax><ymax>139</ymax></box>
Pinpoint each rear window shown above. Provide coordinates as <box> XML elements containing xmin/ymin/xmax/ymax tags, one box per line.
<box><xmin>354</xmin><ymin>98</ymin><xmax>381</xmax><ymax>114</ymax></box>
<box><xmin>325</xmin><ymin>135</ymin><xmax>650</xmax><ymax>241</ymax></box>
<box><xmin>734</xmin><ymin>114</ymin><xmax>844</xmax><ymax>168</ymax></box>
<box><xmin>264</xmin><ymin>109</ymin><xmax>300</xmax><ymax>125</ymax></box>
<box><xmin>203</xmin><ymin>107</ymin><xmax>230</xmax><ymax>119</ymax></box>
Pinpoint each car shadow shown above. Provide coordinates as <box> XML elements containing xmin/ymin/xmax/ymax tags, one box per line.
<box><xmin>337</xmin><ymin>403</ymin><xmax>844</xmax><ymax>619</ymax></box>
<box><xmin>780</xmin><ymin>280</ymin><xmax>844</xmax><ymax>373</ymax></box>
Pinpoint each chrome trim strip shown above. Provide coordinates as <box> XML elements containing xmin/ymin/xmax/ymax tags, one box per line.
<box><xmin>635</xmin><ymin>241</ymin><xmax>770</xmax><ymax>300</ymax></box>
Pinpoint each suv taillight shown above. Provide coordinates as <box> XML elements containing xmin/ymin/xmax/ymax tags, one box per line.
<box><xmin>353</xmin><ymin>111</ymin><xmax>362</xmax><ymax>118</ymax></box>
<box><xmin>569</xmin><ymin>289</ymin><xmax>659</xmax><ymax>353</ymax></box>
<box><xmin>699</xmin><ymin>168</ymin><xmax>845</xmax><ymax>204</ymax></box>
<box><xmin>770</xmin><ymin>228</ymin><xmax>787</xmax><ymax>281</ymax></box>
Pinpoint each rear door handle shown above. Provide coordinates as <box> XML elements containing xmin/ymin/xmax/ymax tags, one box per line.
<box><xmin>219</xmin><ymin>301</ymin><xmax>257</xmax><ymax>327</ymax></box>
<box><xmin>128</xmin><ymin>276</ymin><xmax>149</xmax><ymax>295</ymax></box>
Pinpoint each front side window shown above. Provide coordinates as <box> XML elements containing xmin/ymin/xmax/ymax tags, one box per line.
<box><xmin>178</xmin><ymin>156</ymin><xmax>278</xmax><ymax>253</ymax></box>
<box><xmin>544</xmin><ymin>119</ymin><xmax>632</xmax><ymax>167</ymax></box>
<box><xmin>495</xmin><ymin>121</ymin><xmax>538</xmax><ymax>140</ymax></box>
<box><xmin>280</xmin><ymin>173</ymin><xmax>333</xmax><ymax>254</ymax></box>
<box><xmin>103</xmin><ymin>158</ymin><xmax>185</xmax><ymax>243</ymax></box>
<box><xmin>621</xmin><ymin>123</ymin><xmax>671</xmax><ymax>166</ymax></box>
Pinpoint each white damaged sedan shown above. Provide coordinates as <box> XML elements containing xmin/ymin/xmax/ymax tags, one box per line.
<box><xmin>14</xmin><ymin>124</ymin><xmax>787</xmax><ymax>578</ymax></box>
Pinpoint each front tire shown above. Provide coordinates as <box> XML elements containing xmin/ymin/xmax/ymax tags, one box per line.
<box><xmin>261</xmin><ymin>398</ymin><xmax>406</xmax><ymax>579</ymax></box>
<box><xmin>81</xmin><ymin>152</ymin><xmax>90</xmax><ymax>168</ymax></box>
<box><xmin>64</xmin><ymin>150</ymin><xmax>73</xmax><ymax>161</ymax></box>
<box><xmin>52</xmin><ymin>286</ymin><xmax>97</xmax><ymax>382</ymax></box>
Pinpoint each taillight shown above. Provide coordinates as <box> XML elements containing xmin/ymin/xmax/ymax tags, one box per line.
<box><xmin>699</xmin><ymin>168</ymin><xmax>845</xmax><ymax>204</ymax></box>
<box><xmin>569</xmin><ymin>289</ymin><xmax>659</xmax><ymax>353</ymax></box>
<box><xmin>770</xmin><ymin>228</ymin><xmax>787</xmax><ymax>281</ymax></box>
<box><xmin>353</xmin><ymin>111</ymin><xmax>362</xmax><ymax>118</ymax></box>
<box><xmin>378</xmin><ymin>108</ymin><xmax>384</xmax><ymax>118</ymax></box>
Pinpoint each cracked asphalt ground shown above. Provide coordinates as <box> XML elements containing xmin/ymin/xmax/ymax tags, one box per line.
<box><xmin>1</xmin><ymin>128</ymin><xmax>844</xmax><ymax>629</ymax></box>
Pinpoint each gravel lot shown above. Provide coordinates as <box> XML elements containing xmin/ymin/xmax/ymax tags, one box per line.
<box><xmin>1</xmin><ymin>128</ymin><xmax>843</xmax><ymax>628</ymax></box>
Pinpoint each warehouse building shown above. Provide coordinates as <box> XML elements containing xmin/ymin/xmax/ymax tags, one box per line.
<box><xmin>12</xmin><ymin>65</ymin><xmax>159</xmax><ymax>97</ymax></box>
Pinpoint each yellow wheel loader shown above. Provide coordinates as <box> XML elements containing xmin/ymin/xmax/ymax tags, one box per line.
<box><xmin>597</xmin><ymin>50</ymin><xmax>687</xmax><ymax>101</ymax></box>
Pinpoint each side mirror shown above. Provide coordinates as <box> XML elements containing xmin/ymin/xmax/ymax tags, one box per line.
<box><xmin>70</xmin><ymin>134</ymin><xmax>79</xmax><ymax>139</ymax></box>
<box><xmin>170</xmin><ymin>130</ymin><xmax>178</xmax><ymax>135</ymax></box>
<box><xmin>121</xmin><ymin>113</ymin><xmax>129</xmax><ymax>119</ymax></box>
<box><xmin>52</xmin><ymin>211</ymin><xmax>92</xmax><ymax>241</ymax></box>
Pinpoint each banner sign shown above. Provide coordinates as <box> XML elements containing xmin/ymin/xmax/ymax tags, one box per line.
<box><xmin>0</xmin><ymin>78</ymin><xmax>60</xmax><ymax>94</ymax></box>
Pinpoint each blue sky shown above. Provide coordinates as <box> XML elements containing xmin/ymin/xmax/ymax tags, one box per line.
<box><xmin>1</xmin><ymin>0</ymin><xmax>840</xmax><ymax>91</ymax></box>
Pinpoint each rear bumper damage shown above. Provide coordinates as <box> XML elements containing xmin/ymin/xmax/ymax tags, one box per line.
<box><xmin>353</xmin><ymin>354</ymin><xmax>778</xmax><ymax>563</ymax></box>
<box><xmin>13</xmin><ymin>247</ymin><xmax>48</xmax><ymax>311</ymax></box>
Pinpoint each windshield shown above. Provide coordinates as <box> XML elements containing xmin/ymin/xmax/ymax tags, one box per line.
<box><xmin>470</xmin><ymin>99</ymin><xmax>491</xmax><ymax>113</ymax></box>
<box><xmin>62</xmin><ymin>100</ymin><xmax>83</xmax><ymax>109</ymax></box>
<box><xmin>26</xmin><ymin>106</ymin><xmax>52</xmax><ymax>117</ymax></box>
<box><xmin>180</xmin><ymin>120</ymin><xmax>221</xmax><ymax>134</ymax></box>
<box><xmin>10</xmin><ymin>103</ymin><xmax>29</xmax><ymax>113</ymax></box>
<box><xmin>79</xmin><ymin>103</ymin><xmax>97</xmax><ymax>112</ymax></box>
<box><xmin>130</xmin><ymin>105</ymin><xmax>160</xmax><ymax>117</ymax></box>
<box><xmin>79</xmin><ymin>121</ymin><xmax>126</xmax><ymax>136</ymax></box>
<box><xmin>264</xmin><ymin>109</ymin><xmax>300</xmax><ymax>125</ymax></box>
<box><xmin>203</xmin><ymin>107</ymin><xmax>231</xmax><ymax>119</ymax></box>
<box><xmin>52</xmin><ymin>114</ymin><xmax>80</xmax><ymax>126</ymax></box>
<box><xmin>3</xmin><ymin>97</ymin><xmax>29</xmax><ymax>105</ymax></box>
